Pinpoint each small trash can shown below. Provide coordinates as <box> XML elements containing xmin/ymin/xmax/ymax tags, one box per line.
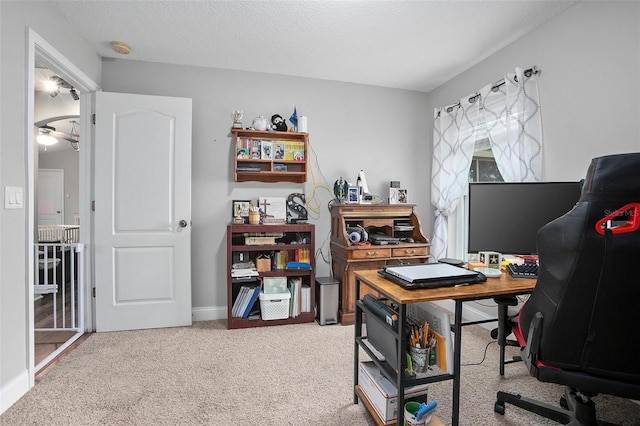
<box><xmin>315</xmin><ymin>276</ymin><xmax>339</xmax><ymax>325</ymax></box>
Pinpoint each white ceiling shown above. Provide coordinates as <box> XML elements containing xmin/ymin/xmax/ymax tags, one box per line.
<box><xmin>50</xmin><ymin>0</ymin><xmax>577</xmax><ymax>93</ymax></box>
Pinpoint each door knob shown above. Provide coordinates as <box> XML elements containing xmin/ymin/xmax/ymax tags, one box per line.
<box><xmin>179</xmin><ymin>220</ymin><xmax>188</xmax><ymax>228</ymax></box>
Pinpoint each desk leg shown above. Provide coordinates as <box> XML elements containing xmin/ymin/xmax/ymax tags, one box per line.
<box><xmin>452</xmin><ymin>300</ymin><xmax>463</xmax><ymax>426</ymax></box>
<box><xmin>396</xmin><ymin>303</ymin><xmax>407</xmax><ymax>426</ymax></box>
<box><xmin>497</xmin><ymin>301</ymin><xmax>508</xmax><ymax>376</ymax></box>
<box><xmin>354</xmin><ymin>276</ymin><xmax>362</xmax><ymax>404</ymax></box>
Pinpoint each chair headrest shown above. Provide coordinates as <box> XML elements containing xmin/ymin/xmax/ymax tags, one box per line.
<box><xmin>582</xmin><ymin>152</ymin><xmax>640</xmax><ymax>197</ymax></box>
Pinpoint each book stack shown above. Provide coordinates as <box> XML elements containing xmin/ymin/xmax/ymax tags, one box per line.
<box><xmin>287</xmin><ymin>279</ymin><xmax>312</xmax><ymax>317</ymax></box>
<box><xmin>292</xmin><ymin>248</ymin><xmax>311</xmax><ymax>263</ymax></box>
<box><xmin>231</xmin><ymin>285</ymin><xmax>261</xmax><ymax>318</ymax></box>
<box><xmin>231</xmin><ymin>266</ymin><xmax>259</xmax><ymax>279</ymax></box>
<box><xmin>272</xmin><ymin>250</ymin><xmax>288</xmax><ymax>270</ymax></box>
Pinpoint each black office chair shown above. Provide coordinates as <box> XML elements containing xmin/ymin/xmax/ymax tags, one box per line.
<box><xmin>494</xmin><ymin>153</ymin><xmax>640</xmax><ymax>425</ymax></box>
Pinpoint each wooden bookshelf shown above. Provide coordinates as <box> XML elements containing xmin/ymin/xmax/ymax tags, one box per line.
<box><xmin>226</xmin><ymin>223</ymin><xmax>315</xmax><ymax>329</ymax></box>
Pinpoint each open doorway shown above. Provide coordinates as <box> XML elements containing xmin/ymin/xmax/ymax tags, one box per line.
<box><xmin>27</xmin><ymin>29</ymin><xmax>100</xmax><ymax>381</ymax></box>
<box><xmin>33</xmin><ymin>64</ymin><xmax>82</xmax><ymax>370</ymax></box>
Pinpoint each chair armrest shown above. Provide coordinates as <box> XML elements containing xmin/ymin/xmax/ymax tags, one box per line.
<box><xmin>522</xmin><ymin>312</ymin><xmax>543</xmax><ymax>375</ymax></box>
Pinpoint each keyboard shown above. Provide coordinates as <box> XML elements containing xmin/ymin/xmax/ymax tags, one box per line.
<box><xmin>507</xmin><ymin>262</ymin><xmax>539</xmax><ymax>279</ymax></box>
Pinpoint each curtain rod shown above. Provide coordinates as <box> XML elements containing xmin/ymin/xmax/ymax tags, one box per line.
<box><xmin>443</xmin><ymin>66</ymin><xmax>541</xmax><ymax>113</ymax></box>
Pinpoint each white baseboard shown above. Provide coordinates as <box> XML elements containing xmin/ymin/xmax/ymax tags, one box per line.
<box><xmin>192</xmin><ymin>306</ymin><xmax>226</xmax><ymax>322</ymax></box>
<box><xmin>1</xmin><ymin>369</ymin><xmax>30</xmax><ymax>415</ymax></box>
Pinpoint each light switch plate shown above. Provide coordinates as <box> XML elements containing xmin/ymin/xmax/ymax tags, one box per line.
<box><xmin>4</xmin><ymin>186</ymin><xmax>24</xmax><ymax>209</ymax></box>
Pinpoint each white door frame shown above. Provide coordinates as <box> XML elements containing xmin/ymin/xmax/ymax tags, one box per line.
<box><xmin>26</xmin><ymin>29</ymin><xmax>101</xmax><ymax>386</ymax></box>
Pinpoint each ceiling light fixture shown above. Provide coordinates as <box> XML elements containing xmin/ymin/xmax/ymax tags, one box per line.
<box><xmin>37</xmin><ymin>125</ymin><xmax>59</xmax><ymax>148</ymax></box>
<box><xmin>45</xmin><ymin>76</ymin><xmax>79</xmax><ymax>100</ymax></box>
<box><xmin>45</xmin><ymin>78</ymin><xmax>61</xmax><ymax>98</ymax></box>
<box><xmin>111</xmin><ymin>41</ymin><xmax>131</xmax><ymax>55</ymax></box>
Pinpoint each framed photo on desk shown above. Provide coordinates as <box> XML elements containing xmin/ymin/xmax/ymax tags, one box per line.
<box><xmin>347</xmin><ymin>186</ymin><xmax>359</xmax><ymax>203</ymax></box>
<box><xmin>232</xmin><ymin>200</ymin><xmax>250</xmax><ymax>223</ymax></box>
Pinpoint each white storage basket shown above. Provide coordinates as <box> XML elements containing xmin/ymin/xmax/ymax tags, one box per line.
<box><xmin>259</xmin><ymin>291</ymin><xmax>291</xmax><ymax>320</ymax></box>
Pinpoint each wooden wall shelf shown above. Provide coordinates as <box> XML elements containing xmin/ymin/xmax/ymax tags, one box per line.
<box><xmin>231</xmin><ymin>128</ymin><xmax>308</xmax><ymax>183</ymax></box>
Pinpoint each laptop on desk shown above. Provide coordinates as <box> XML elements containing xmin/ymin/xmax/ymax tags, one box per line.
<box><xmin>379</xmin><ymin>263</ymin><xmax>487</xmax><ymax>289</ymax></box>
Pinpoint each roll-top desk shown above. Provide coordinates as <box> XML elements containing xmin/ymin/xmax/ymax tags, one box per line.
<box><xmin>330</xmin><ymin>204</ymin><xmax>430</xmax><ymax>325</ymax></box>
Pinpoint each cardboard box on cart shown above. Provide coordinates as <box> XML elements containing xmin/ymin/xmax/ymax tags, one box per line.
<box><xmin>358</xmin><ymin>361</ymin><xmax>429</xmax><ymax>425</ymax></box>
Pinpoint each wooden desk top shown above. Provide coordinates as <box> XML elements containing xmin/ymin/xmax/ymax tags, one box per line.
<box><xmin>355</xmin><ymin>269</ymin><xmax>535</xmax><ymax>304</ymax></box>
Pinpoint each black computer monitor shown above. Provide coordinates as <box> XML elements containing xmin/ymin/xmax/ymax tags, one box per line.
<box><xmin>467</xmin><ymin>181</ymin><xmax>583</xmax><ymax>255</ymax></box>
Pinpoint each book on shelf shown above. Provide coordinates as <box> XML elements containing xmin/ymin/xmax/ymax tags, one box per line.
<box><xmin>285</xmin><ymin>261</ymin><xmax>311</xmax><ymax>270</ymax></box>
<box><xmin>250</xmin><ymin>139</ymin><xmax>261</xmax><ymax>159</ymax></box>
<box><xmin>273</xmin><ymin>250</ymin><xmax>288</xmax><ymax>270</ymax></box>
<box><xmin>260</xmin><ymin>140</ymin><xmax>273</xmax><ymax>160</ymax></box>
<box><xmin>232</xmin><ymin>285</ymin><xmax>261</xmax><ymax>318</ymax></box>
<box><xmin>284</xmin><ymin>141</ymin><xmax>305</xmax><ymax>161</ymax></box>
<box><xmin>273</xmin><ymin>142</ymin><xmax>285</xmax><ymax>160</ymax></box>
<box><xmin>242</xmin><ymin>286</ymin><xmax>261</xmax><ymax>318</ymax></box>
<box><xmin>231</xmin><ymin>268</ymin><xmax>259</xmax><ymax>278</ymax></box>
<box><xmin>292</xmin><ymin>248</ymin><xmax>310</xmax><ymax>263</ymax></box>
<box><xmin>301</xmin><ymin>284</ymin><xmax>311</xmax><ymax>313</ymax></box>
<box><xmin>288</xmin><ymin>276</ymin><xmax>302</xmax><ymax>317</ymax></box>
<box><xmin>236</xmin><ymin>137</ymin><xmax>250</xmax><ymax>159</ymax></box>
<box><xmin>232</xmin><ymin>286</ymin><xmax>250</xmax><ymax>317</ymax></box>
<box><xmin>237</xmin><ymin>147</ymin><xmax>249</xmax><ymax>159</ymax></box>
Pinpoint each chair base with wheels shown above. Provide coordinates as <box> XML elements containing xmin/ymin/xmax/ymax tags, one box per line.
<box><xmin>495</xmin><ymin>387</ymin><xmax>604</xmax><ymax>426</ymax></box>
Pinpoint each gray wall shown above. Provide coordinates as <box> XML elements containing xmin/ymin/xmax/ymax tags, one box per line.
<box><xmin>101</xmin><ymin>60</ymin><xmax>431</xmax><ymax>317</ymax></box>
<box><xmin>425</xmin><ymin>1</ymin><xmax>640</xmax><ymax>319</ymax></box>
<box><xmin>0</xmin><ymin>0</ymin><xmax>101</xmax><ymax>411</ymax></box>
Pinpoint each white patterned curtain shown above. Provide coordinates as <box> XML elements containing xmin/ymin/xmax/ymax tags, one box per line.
<box><xmin>480</xmin><ymin>67</ymin><xmax>543</xmax><ymax>182</ymax></box>
<box><xmin>430</xmin><ymin>96</ymin><xmax>479</xmax><ymax>262</ymax></box>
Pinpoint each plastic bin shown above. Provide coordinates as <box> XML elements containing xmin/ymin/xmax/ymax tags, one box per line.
<box><xmin>259</xmin><ymin>291</ymin><xmax>291</xmax><ymax>320</ymax></box>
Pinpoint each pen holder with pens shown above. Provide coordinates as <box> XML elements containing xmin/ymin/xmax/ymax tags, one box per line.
<box><xmin>409</xmin><ymin>346</ymin><xmax>430</xmax><ymax>373</ymax></box>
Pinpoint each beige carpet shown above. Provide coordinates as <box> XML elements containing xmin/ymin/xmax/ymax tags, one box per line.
<box><xmin>2</xmin><ymin>320</ymin><xmax>639</xmax><ymax>425</ymax></box>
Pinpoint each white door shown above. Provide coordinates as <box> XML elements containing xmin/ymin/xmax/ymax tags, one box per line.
<box><xmin>37</xmin><ymin>169</ymin><xmax>64</xmax><ymax>225</ymax></box>
<box><xmin>94</xmin><ymin>92</ymin><xmax>192</xmax><ymax>332</ymax></box>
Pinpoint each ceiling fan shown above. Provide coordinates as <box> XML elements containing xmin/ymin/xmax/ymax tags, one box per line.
<box><xmin>35</xmin><ymin>116</ymin><xmax>80</xmax><ymax>151</ymax></box>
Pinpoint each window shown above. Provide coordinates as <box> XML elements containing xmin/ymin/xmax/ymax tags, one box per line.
<box><xmin>469</xmin><ymin>146</ymin><xmax>503</xmax><ymax>183</ymax></box>
<box><xmin>468</xmin><ymin>109</ymin><xmax>503</xmax><ymax>183</ymax></box>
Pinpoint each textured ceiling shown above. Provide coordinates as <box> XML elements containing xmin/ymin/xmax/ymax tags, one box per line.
<box><xmin>51</xmin><ymin>0</ymin><xmax>576</xmax><ymax>93</ymax></box>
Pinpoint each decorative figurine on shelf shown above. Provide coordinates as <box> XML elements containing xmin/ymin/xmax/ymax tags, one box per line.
<box><xmin>252</xmin><ymin>115</ymin><xmax>269</xmax><ymax>131</ymax></box>
<box><xmin>232</xmin><ymin>110</ymin><xmax>243</xmax><ymax>129</ymax></box>
<box><xmin>287</xmin><ymin>193</ymin><xmax>308</xmax><ymax>223</ymax></box>
<box><xmin>289</xmin><ymin>106</ymin><xmax>298</xmax><ymax>132</ymax></box>
<box><xmin>271</xmin><ymin>114</ymin><xmax>287</xmax><ymax>132</ymax></box>
<box><xmin>333</xmin><ymin>177</ymin><xmax>349</xmax><ymax>203</ymax></box>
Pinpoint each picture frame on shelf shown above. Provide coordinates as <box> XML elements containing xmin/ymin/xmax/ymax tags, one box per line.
<box><xmin>232</xmin><ymin>200</ymin><xmax>251</xmax><ymax>223</ymax></box>
<box><xmin>258</xmin><ymin>197</ymin><xmax>287</xmax><ymax>224</ymax></box>
<box><xmin>347</xmin><ymin>186</ymin><xmax>359</xmax><ymax>204</ymax></box>
<box><xmin>398</xmin><ymin>189</ymin><xmax>408</xmax><ymax>203</ymax></box>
